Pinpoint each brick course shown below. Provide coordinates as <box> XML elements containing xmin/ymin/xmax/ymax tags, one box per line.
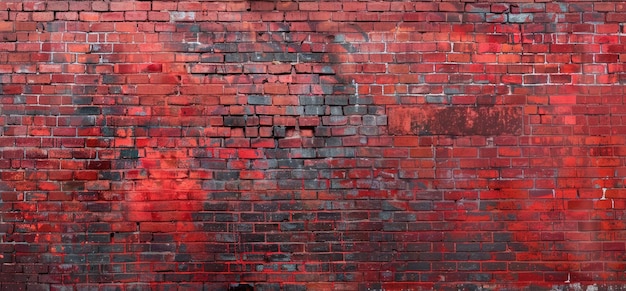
<box><xmin>1</xmin><ymin>0</ymin><xmax>626</xmax><ymax>290</ymax></box>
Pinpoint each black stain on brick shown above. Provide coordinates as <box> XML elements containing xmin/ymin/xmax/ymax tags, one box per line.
<box><xmin>75</xmin><ymin>106</ymin><xmax>101</xmax><ymax>115</ymax></box>
<box><xmin>119</xmin><ymin>149</ymin><xmax>139</xmax><ymax>159</ymax></box>
<box><xmin>214</xmin><ymin>171</ymin><xmax>240</xmax><ymax>181</ymax></box>
<box><xmin>98</xmin><ymin>171</ymin><xmax>121</xmax><ymax>181</ymax></box>
<box><xmin>224</xmin><ymin>116</ymin><xmax>248</xmax><ymax>127</ymax></box>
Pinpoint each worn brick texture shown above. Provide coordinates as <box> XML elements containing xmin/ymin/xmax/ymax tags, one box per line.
<box><xmin>1</xmin><ymin>0</ymin><xmax>626</xmax><ymax>290</ymax></box>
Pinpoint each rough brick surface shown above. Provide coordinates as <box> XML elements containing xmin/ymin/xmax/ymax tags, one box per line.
<box><xmin>1</xmin><ymin>0</ymin><xmax>626</xmax><ymax>290</ymax></box>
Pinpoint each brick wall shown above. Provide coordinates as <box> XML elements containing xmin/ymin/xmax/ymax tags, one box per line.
<box><xmin>1</xmin><ymin>0</ymin><xmax>626</xmax><ymax>290</ymax></box>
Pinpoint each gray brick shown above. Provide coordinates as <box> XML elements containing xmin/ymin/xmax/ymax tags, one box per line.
<box><xmin>251</xmin><ymin>52</ymin><xmax>274</xmax><ymax>62</ymax></box>
<box><xmin>325</xmin><ymin>137</ymin><xmax>342</xmax><ymax>147</ymax></box>
<box><xmin>248</xmin><ymin>95</ymin><xmax>272</xmax><ymax>105</ymax></box>
<box><xmin>343</xmin><ymin>105</ymin><xmax>367</xmax><ymax>115</ymax></box>
<box><xmin>426</xmin><ymin>95</ymin><xmax>446</xmax><ymax>104</ymax></box>
<box><xmin>224</xmin><ymin>53</ymin><xmax>245</xmax><ymax>62</ymax></box>
<box><xmin>349</xmin><ymin>95</ymin><xmax>373</xmax><ymax>105</ymax></box>
<box><xmin>277</xmin><ymin>159</ymin><xmax>303</xmax><ymax>168</ymax></box>
<box><xmin>304</xmin><ymin>180</ymin><xmax>328</xmax><ymax>190</ymax></box>
<box><xmin>298</xmin><ymin>53</ymin><xmax>323</xmax><ymax>62</ymax></box>
<box><xmin>202</xmin><ymin>181</ymin><xmax>225</xmax><ymax>190</ymax></box>
<box><xmin>359</xmin><ymin>126</ymin><xmax>378</xmax><ymax>135</ymax></box>
<box><xmin>326</xmin><ymin>95</ymin><xmax>349</xmax><ymax>105</ymax></box>
<box><xmin>376</xmin><ymin>115</ymin><xmax>387</xmax><ymax>125</ymax></box>
<box><xmin>507</xmin><ymin>13</ymin><xmax>533</xmax><ymax>23</ymax></box>
<box><xmin>304</xmin><ymin>105</ymin><xmax>327</xmax><ymax>115</ymax></box>
<box><xmin>362</xmin><ymin>115</ymin><xmax>376</xmax><ymax>126</ymax></box>
<box><xmin>299</xmin><ymin>95</ymin><xmax>323</xmax><ymax>105</ymax></box>
<box><xmin>285</xmin><ymin>106</ymin><xmax>304</xmax><ymax>115</ymax></box>
<box><xmin>289</xmin><ymin>148</ymin><xmax>316</xmax><ymax>158</ymax></box>
<box><xmin>317</xmin><ymin>148</ymin><xmax>346</xmax><ymax>158</ymax></box>
<box><xmin>274</xmin><ymin>53</ymin><xmax>297</xmax><ymax>62</ymax></box>
<box><xmin>273</xmin><ymin>126</ymin><xmax>286</xmax><ymax>137</ymax></box>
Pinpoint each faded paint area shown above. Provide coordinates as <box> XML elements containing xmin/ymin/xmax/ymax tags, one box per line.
<box><xmin>388</xmin><ymin>106</ymin><xmax>523</xmax><ymax>136</ymax></box>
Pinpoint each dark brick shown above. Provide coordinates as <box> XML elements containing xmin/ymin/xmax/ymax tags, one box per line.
<box><xmin>458</xmin><ymin>262</ymin><xmax>480</xmax><ymax>271</ymax></box>
<box><xmin>277</xmin><ymin>159</ymin><xmax>303</xmax><ymax>168</ymax></box>
<box><xmin>325</xmin><ymin>96</ymin><xmax>349</xmax><ymax>106</ymax></box>
<box><xmin>86</xmin><ymin>203</ymin><xmax>111</xmax><ymax>212</ymax></box>
<box><xmin>254</xmin><ymin>203</ymin><xmax>278</xmax><ymax>212</ymax></box>
<box><xmin>86</xmin><ymin>234</ymin><xmax>110</xmax><ymax>243</ymax></box>
<box><xmin>215</xmin><ymin>214</ymin><xmax>238</xmax><ymax>222</ymax></box>
<box><xmin>214</xmin><ymin>171</ymin><xmax>240</xmax><ymax>180</ymax></box>
<box><xmin>456</xmin><ymin>243</ymin><xmax>481</xmax><ymax>252</ymax></box>
<box><xmin>224</xmin><ymin>116</ymin><xmax>247</xmax><ymax>127</ymax></box>
<box><xmin>406</xmin><ymin>262</ymin><xmax>430</xmax><ymax>271</ymax></box>
<box><xmin>493</xmin><ymin>232</ymin><xmax>514</xmax><ymax>242</ymax></box>
<box><xmin>299</xmin><ymin>96</ymin><xmax>323</xmax><ymax>105</ymax></box>
<box><xmin>343</xmin><ymin>106</ymin><xmax>368</xmax><ymax>115</ymax></box>
<box><xmin>119</xmin><ymin>149</ymin><xmax>139</xmax><ymax>159</ymax></box>
<box><xmin>98</xmin><ymin>171</ymin><xmax>121</xmax><ymax>181</ymax></box>
<box><xmin>273</xmin><ymin>126</ymin><xmax>286</xmax><ymax>137</ymax></box>
<box><xmin>74</xmin><ymin>107</ymin><xmax>100</xmax><ymax>115</ymax></box>
<box><xmin>481</xmin><ymin>262</ymin><xmax>507</xmax><ymax>271</ymax></box>
<box><xmin>317</xmin><ymin>212</ymin><xmax>341</xmax><ymax>221</ymax></box>
<box><xmin>280</xmin><ymin>223</ymin><xmax>304</xmax><ymax>231</ymax></box>
<box><xmin>86</xmin><ymin>161</ymin><xmax>111</xmax><ymax>170</ymax></box>
<box><xmin>304</xmin><ymin>105</ymin><xmax>326</xmax><ymax>115</ymax></box>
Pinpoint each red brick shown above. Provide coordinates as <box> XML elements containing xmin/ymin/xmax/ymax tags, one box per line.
<box><xmin>125</xmin><ymin>11</ymin><xmax>147</xmax><ymax>21</ymax></box>
<box><xmin>0</xmin><ymin>22</ymin><xmax>13</xmax><ymax>31</ymax></box>
<box><xmin>47</xmin><ymin>1</ymin><xmax>69</xmax><ymax>11</ymax></box>
<box><xmin>32</xmin><ymin>12</ymin><xmax>54</xmax><ymax>21</ymax></box>
<box><xmin>100</xmin><ymin>12</ymin><xmax>123</xmax><ymax>22</ymax></box>
<box><xmin>79</xmin><ymin>12</ymin><xmax>99</xmax><ymax>21</ymax></box>
<box><xmin>549</xmin><ymin>95</ymin><xmax>577</xmax><ymax>104</ymax></box>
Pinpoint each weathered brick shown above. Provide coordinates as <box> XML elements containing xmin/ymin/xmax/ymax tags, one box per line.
<box><xmin>1</xmin><ymin>1</ymin><xmax>625</xmax><ymax>289</ymax></box>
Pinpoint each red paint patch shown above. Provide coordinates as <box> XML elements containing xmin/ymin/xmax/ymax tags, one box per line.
<box><xmin>388</xmin><ymin>106</ymin><xmax>523</xmax><ymax>136</ymax></box>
